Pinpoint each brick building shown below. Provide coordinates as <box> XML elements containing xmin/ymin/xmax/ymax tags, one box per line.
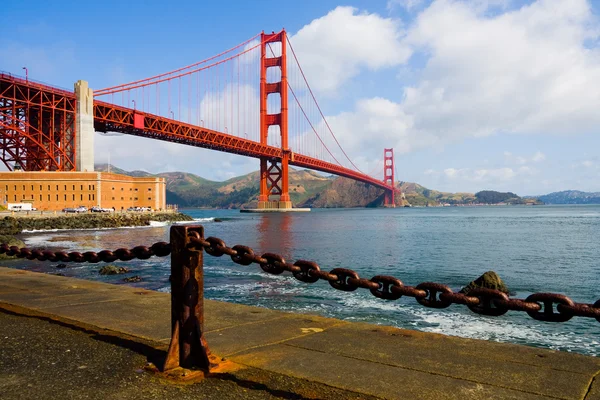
<box><xmin>0</xmin><ymin>171</ymin><xmax>166</xmax><ymax>211</ymax></box>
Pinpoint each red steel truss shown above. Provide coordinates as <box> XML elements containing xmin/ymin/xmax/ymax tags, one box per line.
<box><xmin>93</xmin><ymin>101</ymin><xmax>393</xmax><ymax>191</ymax></box>
<box><xmin>0</xmin><ymin>73</ymin><xmax>76</xmax><ymax>171</ymax></box>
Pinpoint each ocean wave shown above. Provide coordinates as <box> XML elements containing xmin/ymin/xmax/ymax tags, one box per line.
<box><xmin>148</xmin><ymin>221</ymin><xmax>169</xmax><ymax>227</ymax></box>
<box><xmin>173</xmin><ymin>217</ymin><xmax>215</xmax><ymax>225</ymax></box>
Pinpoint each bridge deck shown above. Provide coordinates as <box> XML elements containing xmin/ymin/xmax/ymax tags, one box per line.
<box><xmin>0</xmin><ymin>267</ymin><xmax>598</xmax><ymax>399</ymax></box>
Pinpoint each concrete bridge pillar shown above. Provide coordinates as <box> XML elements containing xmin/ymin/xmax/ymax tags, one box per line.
<box><xmin>75</xmin><ymin>80</ymin><xmax>94</xmax><ymax>172</ymax></box>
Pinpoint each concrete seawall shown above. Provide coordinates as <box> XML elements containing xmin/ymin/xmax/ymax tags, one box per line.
<box><xmin>0</xmin><ymin>267</ymin><xmax>598</xmax><ymax>399</ymax></box>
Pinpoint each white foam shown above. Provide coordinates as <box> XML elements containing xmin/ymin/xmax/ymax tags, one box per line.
<box><xmin>148</xmin><ymin>220</ymin><xmax>168</xmax><ymax>227</ymax></box>
<box><xmin>174</xmin><ymin>217</ymin><xmax>215</xmax><ymax>225</ymax></box>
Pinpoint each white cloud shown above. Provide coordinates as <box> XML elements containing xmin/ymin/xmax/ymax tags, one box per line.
<box><xmin>387</xmin><ymin>0</ymin><xmax>425</xmax><ymax>11</ymax></box>
<box><xmin>324</xmin><ymin>0</ymin><xmax>600</xmax><ymax>166</ymax></box>
<box><xmin>531</xmin><ymin>151</ymin><xmax>546</xmax><ymax>162</ymax></box>
<box><xmin>290</xmin><ymin>6</ymin><xmax>412</xmax><ymax>94</ymax></box>
<box><xmin>503</xmin><ymin>150</ymin><xmax>546</xmax><ymax>165</ymax></box>
<box><xmin>582</xmin><ymin>160</ymin><xmax>595</xmax><ymax>168</ymax></box>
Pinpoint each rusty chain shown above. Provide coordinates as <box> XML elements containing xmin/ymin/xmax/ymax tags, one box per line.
<box><xmin>0</xmin><ymin>242</ymin><xmax>171</xmax><ymax>263</ymax></box>
<box><xmin>2</xmin><ymin>233</ymin><xmax>599</xmax><ymax>324</ymax></box>
<box><xmin>186</xmin><ymin>232</ymin><xmax>600</xmax><ymax>324</ymax></box>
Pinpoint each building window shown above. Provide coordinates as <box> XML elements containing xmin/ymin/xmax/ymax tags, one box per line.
<box><xmin>31</xmin><ymin>185</ymin><xmax>33</xmax><ymax>191</ymax></box>
<box><xmin>134</xmin><ymin>197</ymin><xmax>138</xmax><ymax>200</ymax></box>
<box><xmin>39</xmin><ymin>194</ymin><xmax>42</xmax><ymax>201</ymax></box>
<box><xmin>148</xmin><ymin>188</ymin><xmax>152</xmax><ymax>191</ymax></box>
<box><xmin>148</xmin><ymin>197</ymin><xmax>152</xmax><ymax>200</ymax></box>
<box><xmin>129</xmin><ymin>188</ymin><xmax>132</xmax><ymax>191</ymax></box>
<box><xmin>72</xmin><ymin>194</ymin><xmax>75</xmax><ymax>200</ymax></box>
<box><xmin>112</xmin><ymin>197</ymin><xmax>115</xmax><ymax>200</ymax></box>
<box><xmin>92</xmin><ymin>194</ymin><xmax>95</xmax><ymax>201</ymax></box>
<box><xmin>23</xmin><ymin>185</ymin><xmax>25</xmax><ymax>190</ymax></box>
<box><xmin>13</xmin><ymin>185</ymin><xmax>16</xmax><ymax>191</ymax></box>
<box><xmin>56</xmin><ymin>185</ymin><xmax>58</xmax><ymax>190</ymax></box>
<box><xmin>39</xmin><ymin>185</ymin><xmax>42</xmax><ymax>191</ymax></box>
<box><xmin>48</xmin><ymin>185</ymin><xmax>50</xmax><ymax>191</ymax></box>
<box><xmin>4</xmin><ymin>185</ymin><xmax>7</xmax><ymax>191</ymax></box>
<box><xmin>80</xmin><ymin>194</ymin><xmax>83</xmax><ymax>201</ymax></box>
<box><xmin>48</xmin><ymin>195</ymin><xmax>50</xmax><ymax>201</ymax></box>
<box><xmin>14</xmin><ymin>195</ymin><xmax>16</xmax><ymax>201</ymax></box>
<box><xmin>56</xmin><ymin>195</ymin><xmax>58</xmax><ymax>201</ymax></box>
<box><xmin>121</xmin><ymin>197</ymin><xmax>123</xmax><ymax>200</ymax></box>
<box><xmin>81</xmin><ymin>185</ymin><xmax>83</xmax><ymax>190</ymax></box>
<box><xmin>121</xmin><ymin>188</ymin><xmax>124</xmax><ymax>191</ymax></box>
<box><xmin>73</xmin><ymin>185</ymin><xmax>75</xmax><ymax>190</ymax></box>
<box><xmin>64</xmin><ymin>195</ymin><xmax>67</xmax><ymax>200</ymax></box>
<box><xmin>22</xmin><ymin>194</ymin><xmax>25</xmax><ymax>199</ymax></box>
<box><xmin>64</xmin><ymin>185</ymin><xmax>67</xmax><ymax>190</ymax></box>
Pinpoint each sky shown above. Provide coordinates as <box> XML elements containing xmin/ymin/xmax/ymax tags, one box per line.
<box><xmin>3</xmin><ymin>0</ymin><xmax>600</xmax><ymax>196</ymax></box>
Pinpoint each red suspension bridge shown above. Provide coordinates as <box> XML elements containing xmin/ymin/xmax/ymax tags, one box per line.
<box><xmin>0</xmin><ymin>30</ymin><xmax>399</xmax><ymax>208</ymax></box>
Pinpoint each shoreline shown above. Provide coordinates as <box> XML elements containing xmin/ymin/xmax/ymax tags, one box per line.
<box><xmin>0</xmin><ymin>211</ymin><xmax>193</xmax><ymax>235</ymax></box>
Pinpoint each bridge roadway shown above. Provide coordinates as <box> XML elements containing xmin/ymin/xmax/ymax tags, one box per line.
<box><xmin>0</xmin><ymin>267</ymin><xmax>598</xmax><ymax>400</ymax></box>
<box><xmin>0</xmin><ymin>73</ymin><xmax>394</xmax><ymax>192</ymax></box>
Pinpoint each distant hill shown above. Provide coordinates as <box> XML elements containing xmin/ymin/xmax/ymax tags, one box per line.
<box><xmin>537</xmin><ymin>190</ymin><xmax>600</xmax><ymax>204</ymax></box>
<box><xmin>94</xmin><ymin>164</ymin><xmax>541</xmax><ymax>208</ymax></box>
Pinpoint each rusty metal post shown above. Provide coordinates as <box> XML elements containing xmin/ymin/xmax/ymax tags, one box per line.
<box><xmin>163</xmin><ymin>225</ymin><xmax>211</xmax><ymax>372</ymax></box>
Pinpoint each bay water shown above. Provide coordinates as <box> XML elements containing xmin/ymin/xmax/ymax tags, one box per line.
<box><xmin>6</xmin><ymin>205</ymin><xmax>600</xmax><ymax>356</ymax></box>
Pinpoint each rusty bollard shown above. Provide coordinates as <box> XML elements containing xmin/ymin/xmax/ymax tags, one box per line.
<box><xmin>162</xmin><ymin>225</ymin><xmax>211</xmax><ymax>374</ymax></box>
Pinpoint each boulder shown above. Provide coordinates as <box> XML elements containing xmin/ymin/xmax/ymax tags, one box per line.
<box><xmin>123</xmin><ymin>275</ymin><xmax>142</xmax><ymax>283</ymax></box>
<box><xmin>460</xmin><ymin>271</ymin><xmax>509</xmax><ymax>294</ymax></box>
<box><xmin>99</xmin><ymin>265</ymin><xmax>130</xmax><ymax>275</ymax></box>
<box><xmin>55</xmin><ymin>264</ymin><xmax>67</xmax><ymax>269</ymax></box>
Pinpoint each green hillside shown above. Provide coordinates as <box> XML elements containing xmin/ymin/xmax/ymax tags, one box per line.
<box><xmin>95</xmin><ymin>164</ymin><xmax>541</xmax><ymax>208</ymax></box>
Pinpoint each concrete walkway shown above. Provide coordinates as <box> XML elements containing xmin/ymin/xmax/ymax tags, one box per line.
<box><xmin>0</xmin><ymin>267</ymin><xmax>598</xmax><ymax>400</ymax></box>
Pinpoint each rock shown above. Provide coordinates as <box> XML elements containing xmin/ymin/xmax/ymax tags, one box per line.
<box><xmin>460</xmin><ymin>271</ymin><xmax>509</xmax><ymax>294</ymax></box>
<box><xmin>55</xmin><ymin>264</ymin><xmax>67</xmax><ymax>269</ymax></box>
<box><xmin>214</xmin><ymin>218</ymin><xmax>223</xmax><ymax>222</ymax></box>
<box><xmin>99</xmin><ymin>265</ymin><xmax>130</xmax><ymax>275</ymax></box>
<box><xmin>123</xmin><ymin>275</ymin><xmax>142</xmax><ymax>283</ymax></box>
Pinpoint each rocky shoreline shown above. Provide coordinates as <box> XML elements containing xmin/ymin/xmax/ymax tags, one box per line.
<box><xmin>0</xmin><ymin>212</ymin><xmax>193</xmax><ymax>235</ymax></box>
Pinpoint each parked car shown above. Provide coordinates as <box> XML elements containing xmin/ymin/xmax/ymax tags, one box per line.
<box><xmin>62</xmin><ymin>207</ymin><xmax>78</xmax><ymax>213</ymax></box>
<box><xmin>75</xmin><ymin>206</ymin><xmax>88</xmax><ymax>213</ymax></box>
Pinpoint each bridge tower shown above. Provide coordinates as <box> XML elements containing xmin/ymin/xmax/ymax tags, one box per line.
<box><xmin>384</xmin><ymin>148</ymin><xmax>395</xmax><ymax>207</ymax></box>
<box><xmin>258</xmin><ymin>30</ymin><xmax>292</xmax><ymax>210</ymax></box>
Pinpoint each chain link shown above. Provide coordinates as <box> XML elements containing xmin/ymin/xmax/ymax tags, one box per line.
<box><xmin>186</xmin><ymin>234</ymin><xmax>600</xmax><ymax>323</ymax></box>
<box><xmin>0</xmin><ymin>242</ymin><xmax>171</xmax><ymax>263</ymax></box>
<box><xmin>3</xmin><ymin>234</ymin><xmax>599</xmax><ymax>324</ymax></box>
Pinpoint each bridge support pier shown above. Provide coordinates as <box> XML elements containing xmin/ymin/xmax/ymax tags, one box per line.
<box><xmin>383</xmin><ymin>148</ymin><xmax>396</xmax><ymax>208</ymax></box>
<box><xmin>256</xmin><ymin>30</ymin><xmax>297</xmax><ymax>211</ymax></box>
<box><xmin>75</xmin><ymin>80</ymin><xmax>95</xmax><ymax>172</ymax></box>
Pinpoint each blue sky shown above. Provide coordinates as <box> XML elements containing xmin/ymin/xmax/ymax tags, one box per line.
<box><xmin>3</xmin><ymin>0</ymin><xmax>600</xmax><ymax>195</ymax></box>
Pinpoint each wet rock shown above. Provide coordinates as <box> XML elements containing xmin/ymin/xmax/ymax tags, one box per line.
<box><xmin>214</xmin><ymin>218</ymin><xmax>223</xmax><ymax>222</ymax></box>
<box><xmin>55</xmin><ymin>264</ymin><xmax>67</xmax><ymax>269</ymax></box>
<box><xmin>123</xmin><ymin>275</ymin><xmax>142</xmax><ymax>283</ymax></box>
<box><xmin>99</xmin><ymin>265</ymin><xmax>130</xmax><ymax>275</ymax></box>
<box><xmin>460</xmin><ymin>271</ymin><xmax>509</xmax><ymax>294</ymax></box>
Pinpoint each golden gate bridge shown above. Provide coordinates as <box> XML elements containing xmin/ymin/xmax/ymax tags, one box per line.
<box><xmin>0</xmin><ymin>30</ymin><xmax>399</xmax><ymax>209</ymax></box>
